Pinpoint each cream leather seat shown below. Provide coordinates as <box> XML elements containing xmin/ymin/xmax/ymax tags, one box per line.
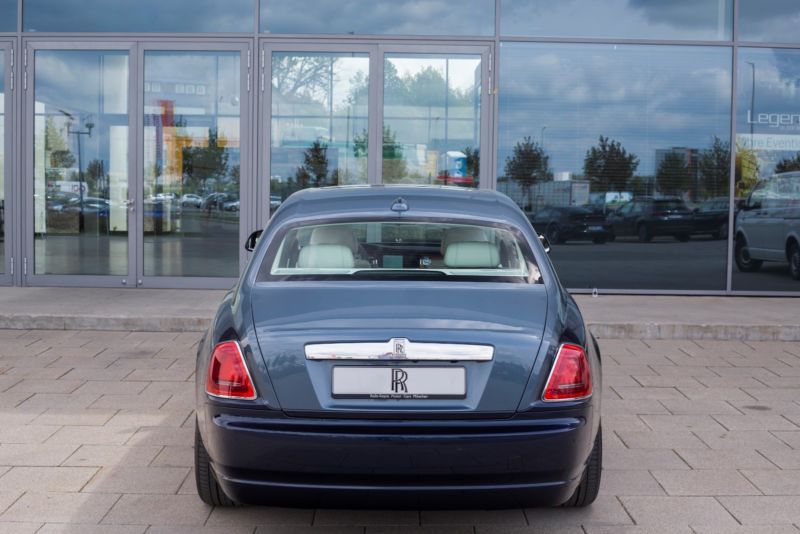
<box><xmin>297</xmin><ymin>244</ymin><xmax>355</xmax><ymax>269</ymax></box>
<box><xmin>444</xmin><ymin>241</ymin><xmax>501</xmax><ymax>268</ymax></box>
<box><xmin>309</xmin><ymin>226</ymin><xmax>370</xmax><ymax>268</ymax></box>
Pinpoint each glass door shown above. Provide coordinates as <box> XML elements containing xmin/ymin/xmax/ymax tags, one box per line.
<box><xmin>138</xmin><ymin>43</ymin><xmax>251</xmax><ymax>288</ymax></box>
<box><xmin>259</xmin><ymin>43</ymin><xmax>374</xmax><ymax>226</ymax></box>
<box><xmin>379</xmin><ymin>45</ymin><xmax>490</xmax><ymax>188</ymax></box>
<box><xmin>0</xmin><ymin>42</ymin><xmax>12</xmax><ymax>285</ymax></box>
<box><xmin>25</xmin><ymin>43</ymin><xmax>135</xmax><ymax>286</ymax></box>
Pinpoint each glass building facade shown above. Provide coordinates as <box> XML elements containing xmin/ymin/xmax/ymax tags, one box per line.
<box><xmin>0</xmin><ymin>0</ymin><xmax>798</xmax><ymax>294</ymax></box>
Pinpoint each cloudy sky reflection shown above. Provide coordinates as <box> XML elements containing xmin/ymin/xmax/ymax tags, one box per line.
<box><xmin>497</xmin><ymin>43</ymin><xmax>732</xmax><ymax>178</ymax></box>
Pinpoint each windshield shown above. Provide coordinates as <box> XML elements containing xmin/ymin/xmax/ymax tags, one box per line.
<box><xmin>259</xmin><ymin>220</ymin><xmax>540</xmax><ymax>283</ymax></box>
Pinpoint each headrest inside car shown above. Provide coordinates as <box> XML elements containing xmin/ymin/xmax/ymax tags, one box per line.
<box><xmin>441</xmin><ymin>226</ymin><xmax>490</xmax><ymax>254</ymax></box>
<box><xmin>444</xmin><ymin>242</ymin><xmax>501</xmax><ymax>269</ymax></box>
<box><xmin>297</xmin><ymin>244</ymin><xmax>355</xmax><ymax>269</ymax></box>
<box><xmin>310</xmin><ymin>226</ymin><xmax>359</xmax><ymax>253</ymax></box>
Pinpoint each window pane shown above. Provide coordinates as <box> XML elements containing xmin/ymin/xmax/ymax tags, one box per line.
<box><xmin>734</xmin><ymin>48</ymin><xmax>800</xmax><ymax>291</ymax></box>
<box><xmin>383</xmin><ymin>54</ymin><xmax>481</xmax><ymax>187</ymax></box>
<box><xmin>0</xmin><ymin>0</ymin><xmax>15</xmax><ymax>32</ymax></box>
<box><xmin>33</xmin><ymin>50</ymin><xmax>129</xmax><ymax>276</ymax></box>
<box><xmin>270</xmin><ymin>52</ymin><xmax>369</xmax><ymax>213</ymax></box>
<box><xmin>143</xmin><ymin>51</ymin><xmax>241</xmax><ymax>278</ymax></box>
<box><xmin>739</xmin><ymin>0</ymin><xmax>800</xmax><ymax>43</ymax></box>
<box><xmin>498</xmin><ymin>43</ymin><xmax>732</xmax><ymax>291</ymax></box>
<box><xmin>24</xmin><ymin>0</ymin><xmax>253</xmax><ymax>32</ymax></box>
<box><xmin>501</xmin><ymin>0</ymin><xmax>732</xmax><ymax>40</ymax></box>
<box><xmin>261</xmin><ymin>0</ymin><xmax>494</xmax><ymax>36</ymax></box>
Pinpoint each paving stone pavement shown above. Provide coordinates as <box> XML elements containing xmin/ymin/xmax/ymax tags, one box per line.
<box><xmin>0</xmin><ymin>330</ymin><xmax>800</xmax><ymax>533</ymax></box>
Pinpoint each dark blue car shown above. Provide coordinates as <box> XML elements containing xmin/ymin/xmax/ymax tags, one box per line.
<box><xmin>195</xmin><ymin>185</ymin><xmax>602</xmax><ymax>509</ymax></box>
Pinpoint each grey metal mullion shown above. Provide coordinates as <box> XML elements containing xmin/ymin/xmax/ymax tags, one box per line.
<box><xmin>727</xmin><ymin>45</ymin><xmax>738</xmax><ymax>294</ymax></box>
<box><xmin>479</xmin><ymin>45</ymin><xmax>493</xmax><ymax>190</ymax></box>
<box><xmin>131</xmin><ymin>42</ymin><xmax>143</xmax><ymax>287</ymax></box>
<box><xmin>239</xmin><ymin>40</ymin><xmax>254</xmax><ymax>275</ymax></box>
<box><xmin>259</xmin><ymin>41</ymin><xmax>272</xmax><ymax>228</ymax></box>
<box><xmin>369</xmin><ymin>46</ymin><xmax>383</xmax><ymax>185</ymax></box>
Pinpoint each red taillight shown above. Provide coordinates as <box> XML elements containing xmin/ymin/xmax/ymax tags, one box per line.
<box><xmin>542</xmin><ymin>343</ymin><xmax>592</xmax><ymax>402</ymax></box>
<box><xmin>206</xmin><ymin>341</ymin><xmax>257</xmax><ymax>400</ymax></box>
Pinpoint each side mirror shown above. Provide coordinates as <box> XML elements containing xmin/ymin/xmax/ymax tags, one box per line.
<box><xmin>538</xmin><ymin>234</ymin><xmax>551</xmax><ymax>254</ymax></box>
<box><xmin>244</xmin><ymin>230</ymin><xmax>263</xmax><ymax>252</ymax></box>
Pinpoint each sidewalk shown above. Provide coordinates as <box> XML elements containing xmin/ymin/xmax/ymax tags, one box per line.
<box><xmin>0</xmin><ymin>286</ymin><xmax>798</xmax><ymax>339</ymax></box>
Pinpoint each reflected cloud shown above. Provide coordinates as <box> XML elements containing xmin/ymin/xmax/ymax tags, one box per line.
<box><xmin>25</xmin><ymin>0</ymin><xmax>252</xmax><ymax>32</ymax></box>
<box><xmin>261</xmin><ymin>0</ymin><xmax>494</xmax><ymax>36</ymax></box>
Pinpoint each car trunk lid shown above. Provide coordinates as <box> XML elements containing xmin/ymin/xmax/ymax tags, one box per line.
<box><xmin>250</xmin><ymin>282</ymin><xmax>547</xmax><ymax>414</ymax></box>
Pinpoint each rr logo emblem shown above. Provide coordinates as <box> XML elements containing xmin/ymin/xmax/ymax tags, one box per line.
<box><xmin>391</xmin><ymin>338</ymin><xmax>407</xmax><ymax>358</ymax></box>
<box><xmin>391</xmin><ymin>368</ymin><xmax>408</xmax><ymax>393</ymax></box>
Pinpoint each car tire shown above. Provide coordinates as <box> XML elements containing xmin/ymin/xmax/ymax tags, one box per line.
<box><xmin>546</xmin><ymin>224</ymin><xmax>564</xmax><ymax>245</ymax></box>
<box><xmin>562</xmin><ymin>426</ymin><xmax>602</xmax><ymax>508</ymax></box>
<box><xmin>195</xmin><ymin>422</ymin><xmax>238</xmax><ymax>507</ymax></box>
<box><xmin>637</xmin><ymin>224</ymin><xmax>652</xmax><ymax>243</ymax></box>
<box><xmin>789</xmin><ymin>242</ymin><xmax>800</xmax><ymax>281</ymax></box>
<box><xmin>675</xmin><ymin>233</ymin><xmax>690</xmax><ymax>242</ymax></box>
<box><xmin>735</xmin><ymin>236</ymin><xmax>763</xmax><ymax>273</ymax></box>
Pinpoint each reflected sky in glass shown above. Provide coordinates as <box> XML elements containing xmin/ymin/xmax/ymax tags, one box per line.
<box><xmin>736</xmin><ymin>48</ymin><xmax>800</xmax><ymax>178</ymax></box>
<box><xmin>0</xmin><ymin>0</ymin><xmax>15</xmax><ymax>32</ymax></box>
<box><xmin>501</xmin><ymin>0</ymin><xmax>732</xmax><ymax>40</ymax></box>
<box><xmin>24</xmin><ymin>0</ymin><xmax>253</xmax><ymax>32</ymax></box>
<box><xmin>739</xmin><ymin>0</ymin><xmax>800</xmax><ymax>43</ymax></box>
<box><xmin>261</xmin><ymin>0</ymin><xmax>495</xmax><ymax>36</ymax></box>
<box><xmin>498</xmin><ymin>43</ymin><xmax>732</xmax><ymax>179</ymax></box>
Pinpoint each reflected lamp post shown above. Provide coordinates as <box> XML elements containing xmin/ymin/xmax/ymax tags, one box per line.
<box><xmin>61</xmin><ymin>110</ymin><xmax>94</xmax><ymax>230</ymax></box>
<box><xmin>746</xmin><ymin>61</ymin><xmax>756</xmax><ymax>145</ymax></box>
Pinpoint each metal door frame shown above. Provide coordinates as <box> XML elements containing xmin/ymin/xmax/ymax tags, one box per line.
<box><xmin>136</xmin><ymin>41</ymin><xmax>253</xmax><ymax>289</ymax></box>
<box><xmin>21</xmin><ymin>40</ymin><xmax>137</xmax><ymax>287</ymax></box>
<box><xmin>0</xmin><ymin>41</ymin><xmax>14</xmax><ymax>285</ymax></box>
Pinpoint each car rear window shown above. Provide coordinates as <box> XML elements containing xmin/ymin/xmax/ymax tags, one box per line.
<box><xmin>258</xmin><ymin>220</ymin><xmax>540</xmax><ymax>283</ymax></box>
<box><xmin>654</xmin><ymin>200</ymin><xmax>687</xmax><ymax>210</ymax></box>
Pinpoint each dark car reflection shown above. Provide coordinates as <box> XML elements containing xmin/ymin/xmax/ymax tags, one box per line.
<box><xmin>607</xmin><ymin>197</ymin><xmax>693</xmax><ymax>242</ymax></box>
<box><xmin>735</xmin><ymin>172</ymin><xmax>800</xmax><ymax>281</ymax></box>
<box><xmin>691</xmin><ymin>197</ymin><xmax>729</xmax><ymax>240</ymax></box>
<box><xmin>529</xmin><ymin>206</ymin><xmax>613</xmax><ymax>244</ymax></box>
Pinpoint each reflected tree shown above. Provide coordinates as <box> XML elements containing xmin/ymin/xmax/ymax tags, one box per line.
<box><xmin>181</xmin><ymin>128</ymin><xmax>230</xmax><ymax>195</ymax></box>
<box><xmin>464</xmin><ymin>146</ymin><xmax>480</xmax><ymax>181</ymax></box>
<box><xmin>657</xmin><ymin>152</ymin><xmax>691</xmax><ymax>196</ymax></box>
<box><xmin>354</xmin><ymin>126</ymin><xmax>408</xmax><ymax>182</ymax></box>
<box><xmin>698</xmin><ymin>136</ymin><xmax>731</xmax><ymax>198</ymax></box>
<box><xmin>295</xmin><ymin>140</ymin><xmax>332</xmax><ymax>188</ymax></box>
<box><xmin>775</xmin><ymin>153</ymin><xmax>800</xmax><ymax>174</ymax></box>
<box><xmin>583</xmin><ymin>136</ymin><xmax>639</xmax><ymax>193</ymax></box>
<box><xmin>735</xmin><ymin>144</ymin><xmax>760</xmax><ymax>197</ymax></box>
<box><xmin>45</xmin><ymin>117</ymin><xmax>76</xmax><ymax>169</ymax></box>
<box><xmin>273</xmin><ymin>55</ymin><xmax>338</xmax><ymax>104</ymax></box>
<box><xmin>504</xmin><ymin>136</ymin><xmax>551</xmax><ymax>211</ymax></box>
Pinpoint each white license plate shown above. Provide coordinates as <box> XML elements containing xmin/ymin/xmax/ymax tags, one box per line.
<box><xmin>332</xmin><ymin>366</ymin><xmax>466</xmax><ymax>400</ymax></box>
<box><xmin>588</xmin><ymin>225</ymin><xmax>604</xmax><ymax>231</ymax></box>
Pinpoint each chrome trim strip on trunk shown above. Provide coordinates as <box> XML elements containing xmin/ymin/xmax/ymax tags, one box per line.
<box><xmin>305</xmin><ymin>338</ymin><xmax>494</xmax><ymax>361</ymax></box>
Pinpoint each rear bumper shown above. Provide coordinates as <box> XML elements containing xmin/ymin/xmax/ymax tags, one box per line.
<box><xmin>200</xmin><ymin>408</ymin><xmax>595</xmax><ymax>508</ymax></box>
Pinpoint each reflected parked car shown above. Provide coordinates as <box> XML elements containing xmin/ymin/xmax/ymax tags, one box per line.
<box><xmin>607</xmin><ymin>197</ymin><xmax>693</xmax><ymax>242</ymax></box>
<box><xmin>222</xmin><ymin>198</ymin><xmax>240</xmax><ymax>212</ymax></box>
<box><xmin>735</xmin><ymin>172</ymin><xmax>800</xmax><ymax>280</ymax></box>
<box><xmin>181</xmin><ymin>193</ymin><xmax>203</xmax><ymax>208</ymax></box>
<box><xmin>195</xmin><ymin>186</ymin><xmax>602</xmax><ymax>509</ymax></box>
<box><xmin>691</xmin><ymin>197</ymin><xmax>730</xmax><ymax>240</ymax></box>
<box><xmin>529</xmin><ymin>206</ymin><xmax>613</xmax><ymax>244</ymax></box>
<box><xmin>202</xmin><ymin>192</ymin><xmax>235</xmax><ymax>211</ymax></box>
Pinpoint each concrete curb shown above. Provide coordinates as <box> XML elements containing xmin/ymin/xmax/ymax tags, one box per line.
<box><xmin>1</xmin><ymin>314</ymin><xmax>799</xmax><ymax>340</ymax></box>
<box><xmin>587</xmin><ymin>323</ymin><xmax>800</xmax><ymax>341</ymax></box>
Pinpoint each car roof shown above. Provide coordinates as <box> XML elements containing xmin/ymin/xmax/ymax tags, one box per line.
<box><xmin>272</xmin><ymin>185</ymin><xmax>529</xmax><ymax>227</ymax></box>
